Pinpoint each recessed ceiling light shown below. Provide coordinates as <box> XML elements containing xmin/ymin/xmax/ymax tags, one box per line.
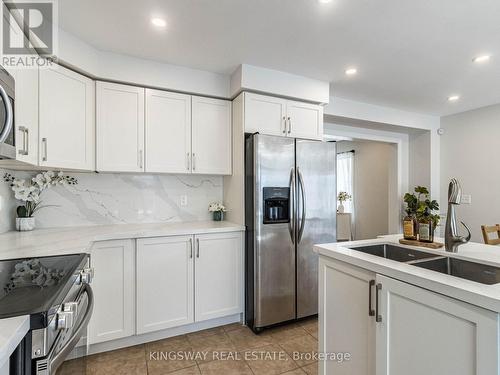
<box><xmin>448</xmin><ymin>95</ymin><xmax>460</xmax><ymax>102</ymax></box>
<box><xmin>318</xmin><ymin>0</ymin><xmax>333</xmax><ymax>3</ymax></box>
<box><xmin>345</xmin><ymin>68</ymin><xmax>357</xmax><ymax>76</ymax></box>
<box><xmin>151</xmin><ymin>17</ymin><xmax>167</xmax><ymax>28</ymax></box>
<box><xmin>472</xmin><ymin>54</ymin><xmax>491</xmax><ymax>63</ymax></box>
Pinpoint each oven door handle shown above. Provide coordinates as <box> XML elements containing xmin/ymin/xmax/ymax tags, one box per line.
<box><xmin>49</xmin><ymin>283</ymin><xmax>94</xmax><ymax>374</ymax></box>
<box><xmin>0</xmin><ymin>85</ymin><xmax>13</xmax><ymax>143</ymax></box>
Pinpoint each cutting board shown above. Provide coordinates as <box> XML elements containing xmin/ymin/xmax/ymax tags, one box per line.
<box><xmin>399</xmin><ymin>239</ymin><xmax>444</xmax><ymax>249</ymax></box>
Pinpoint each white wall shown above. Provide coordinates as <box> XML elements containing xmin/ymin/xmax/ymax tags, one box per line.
<box><xmin>441</xmin><ymin>103</ymin><xmax>500</xmax><ymax>242</ymax></box>
<box><xmin>0</xmin><ymin>169</ymin><xmax>17</xmax><ymax>233</ymax></box>
<box><xmin>337</xmin><ymin>140</ymin><xmax>398</xmax><ymax>240</ymax></box>
<box><xmin>0</xmin><ymin>171</ymin><xmax>222</xmax><ymax>230</ymax></box>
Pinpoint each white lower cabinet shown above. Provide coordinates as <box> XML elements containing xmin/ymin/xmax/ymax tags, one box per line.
<box><xmin>88</xmin><ymin>240</ymin><xmax>135</xmax><ymax>344</ymax></box>
<box><xmin>194</xmin><ymin>232</ymin><xmax>243</xmax><ymax>321</ymax></box>
<box><xmin>136</xmin><ymin>236</ymin><xmax>194</xmax><ymax>334</ymax></box>
<box><xmin>376</xmin><ymin>274</ymin><xmax>499</xmax><ymax>375</ymax></box>
<box><xmin>319</xmin><ymin>257</ymin><xmax>500</xmax><ymax>375</ymax></box>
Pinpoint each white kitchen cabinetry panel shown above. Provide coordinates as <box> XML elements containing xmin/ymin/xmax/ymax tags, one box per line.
<box><xmin>145</xmin><ymin>89</ymin><xmax>191</xmax><ymax>173</ymax></box>
<box><xmin>89</xmin><ymin>240</ymin><xmax>135</xmax><ymax>344</ymax></box>
<box><xmin>319</xmin><ymin>258</ymin><xmax>375</xmax><ymax>375</ymax></box>
<box><xmin>10</xmin><ymin>66</ymin><xmax>38</xmax><ymax>165</ymax></box>
<box><xmin>376</xmin><ymin>274</ymin><xmax>499</xmax><ymax>375</ymax></box>
<box><xmin>191</xmin><ymin>96</ymin><xmax>231</xmax><ymax>175</ymax></box>
<box><xmin>194</xmin><ymin>232</ymin><xmax>242</xmax><ymax>322</ymax></box>
<box><xmin>96</xmin><ymin>82</ymin><xmax>145</xmax><ymax>172</ymax></box>
<box><xmin>39</xmin><ymin>65</ymin><xmax>94</xmax><ymax>170</ymax></box>
<box><xmin>286</xmin><ymin>100</ymin><xmax>323</xmax><ymax>140</ymax></box>
<box><xmin>136</xmin><ymin>236</ymin><xmax>194</xmax><ymax>334</ymax></box>
<box><xmin>244</xmin><ymin>92</ymin><xmax>287</xmax><ymax>136</ymax></box>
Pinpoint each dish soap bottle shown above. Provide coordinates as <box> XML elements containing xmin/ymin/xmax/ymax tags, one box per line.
<box><xmin>418</xmin><ymin>208</ymin><xmax>434</xmax><ymax>243</ymax></box>
<box><xmin>403</xmin><ymin>210</ymin><xmax>418</xmax><ymax>240</ymax></box>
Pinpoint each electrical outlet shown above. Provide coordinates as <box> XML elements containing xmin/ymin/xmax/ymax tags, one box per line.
<box><xmin>180</xmin><ymin>195</ymin><xmax>188</xmax><ymax>207</ymax></box>
<box><xmin>461</xmin><ymin>194</ymin><xmax>472</xmax><ymax>204</ymax></box>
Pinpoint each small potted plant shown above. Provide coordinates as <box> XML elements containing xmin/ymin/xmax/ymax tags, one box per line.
<box><xmin>403</xmin><ymin>186</ymin><xmax>440</xmax><ymax>242</ymax></box>
<box><xmin>337</xmin><ymin>191</ymin><xmax>352</xmax><ymax>213</ymax></box>
<box><xmin>208</xmin><ymin>202</ymin><xmax>227</xmax><ymax>221</ymax></box>
<box><xmin>3</xmin><ymin>171</ymin><xmax>77</xmax><ymax>231</ymax></box>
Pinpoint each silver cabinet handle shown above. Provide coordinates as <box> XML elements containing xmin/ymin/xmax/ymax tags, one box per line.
<box><xmin>192</xmin><ymin>153</ymin><xmax>196</xmax><ymax>171</ymax></box>
<box><xmin>196</xmin><ymin>238</ymin><xmax>200</xmax><ymax>258</ymax></box>
<box><xmin>186</xmin><ymin>152</ymin><xmax>190</xmax><ymax>171</ymax></box>
<box><xmin>42</xmin><ymin>138</ymin><xmax>47</xmax><ymax>161</ymax></box>
<box><xmin>139</xmin><ymin>150</ymin><xmax>144</xmax><ymax>169</ymax></box>
<box><xmin>282</xmin><ymin>116</ymin><xmax>286</xmax><ymax>134</ymax></box>
<box><xmin>287</xmin><ymin>116</ymin><xmax>292</xmax><ymax>134</ymax></box>
<box><xmin>189</xmin><ymin>238</ymin><xmax>193</xmax><ymax>258</ymax></box>
<box><xmin>18</xmin><ymin>127</ymin><xmax>28</xmax><ymax>155</ymax></box>
<box><xmin>376</xmin><ymin>283</ymin><xmax>382</xmax><ymax>322</ymax></box>
<box><xmin>25</xmin><ymin>128</ymin><xmax>29</xmax><ymax>155</ymax></box>
<box><xmin>368</xmin><ymin>280</ymin><xmax>375</xmax><ymax>317</ymax></box>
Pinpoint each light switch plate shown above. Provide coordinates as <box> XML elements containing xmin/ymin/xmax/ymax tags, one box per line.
<box><xmin>180</xmin><ymin>195</ymin><xmax>188</xmax><ymax>207</ymax></box>
<box><xmin>461</xmin><ymin>194</ymin><xmax>472</xmax><ymax>204</ymax></box>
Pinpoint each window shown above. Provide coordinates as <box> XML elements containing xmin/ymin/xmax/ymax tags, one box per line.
<box><xmin>337</xmin><ymin>151</ymin><xmax>354</xmax><ymax>213</ymax></box>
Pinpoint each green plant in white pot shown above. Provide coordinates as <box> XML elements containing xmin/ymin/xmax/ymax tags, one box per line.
<box><xmin>337</xmin><ymin>191</ymin><xmax>352</xmax><ymax>213</ymax></box>
<box><xmin>3</xmin><ymin>171</ymin><xmax>77</xmax><ymax>231</ymax></box>
<box><xmin>208</xmin><ymin>202</ymin><xmax>227</xmax><ymax>221</ymax></box>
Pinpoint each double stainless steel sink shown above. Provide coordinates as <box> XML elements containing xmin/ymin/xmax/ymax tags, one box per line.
<box><xmin>348</xmin><ymin>244</ymin><xmax>500</xmax><ymax>285</ymax></box>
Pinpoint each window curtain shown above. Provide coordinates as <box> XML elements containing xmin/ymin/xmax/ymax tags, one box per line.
<box><xmin>337</xmin><ymin>151</ymin><xmax>354</xmax><ymax>213</ymax></box>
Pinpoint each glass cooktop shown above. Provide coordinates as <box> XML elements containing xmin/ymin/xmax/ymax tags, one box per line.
<box><xmin>0</xmin><ymin>254</ymin><xmax>87</xmax><ymax>320</ymax></box>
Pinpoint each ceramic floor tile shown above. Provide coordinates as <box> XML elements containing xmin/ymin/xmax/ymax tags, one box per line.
<box><xmin>146</xmin><ymin>350</ymin><xmax>198</xmax><ymax>374</ymax></box>
<box><xmin>168</xmin><ymin>366</ymin><xmax>202</xmax><ymax>374</ymax></box>
<box><xmin>198</xmin><ymin>358</ymin><xmax>253</xmax><ymax>375</ymax></box>
<box><xmin>262</xmin><ymin>325</ymin><xmax>309</xmax><ymax>344</ymax></box>
<box><xmin>223</xmin><ymin>322</ymin><xmax>245</xmax><ymax>333</ymax></box>
<box><xmin>240</xmin><ymin>344</ymin><xmax>298</xmax><ymax>375</ymax></box>
<box><xmin>87</xmin><ymin>356</ymin><xmax>147</xmax><ymax>375</ymax></box>
<box><xmin>187</xmin><ymin>331</ymin><xmax>237</xmax><ymax>364</ymax></box>
<box><xmin>186</xmin><ymin>327</ymin><xmax>225</xmax><ymax>340</ymax></box>
<box><xmin>226</xmin><ymin>327</ymin><xmax>275</xmax><ymax>351</ymax></box>
<box><xmin>283</xmin><ymin>369</ymin><xmax>306</xmax><ymax>374</ymax></box>
<box><xmin>146</xmin><ymin>335</ymin><xmax>191</xmax><ymax>353</ymax></box>
<box><xmin>302</xmin><ymin>362</ymin><xmax>319</xmax><ymax>375</ymax></box>
<box><xmin>87</xmin><ymin>345</ymin><xmax>146</xmax><ymax>364</ymax></box>
<box><xmin>279</xmin><ymin>335</ymin><xmax>318</xmax><ymax>367</ymax></box>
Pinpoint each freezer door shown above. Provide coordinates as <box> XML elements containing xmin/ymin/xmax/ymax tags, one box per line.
<box><xmin>253</xmin><ymin>134</ymin><xmax>296</xmax><ymax>328</ymax></box>
<box><xmin>296</xmin><ymin>139</ymin><xmax>336</xmax><ymax>318</ymax></box>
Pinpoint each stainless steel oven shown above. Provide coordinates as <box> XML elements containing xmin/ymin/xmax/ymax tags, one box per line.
<box><xmin>0</xmin><ymin>66</ymin><xmax>15</xmax><ymax>159</ymax></box>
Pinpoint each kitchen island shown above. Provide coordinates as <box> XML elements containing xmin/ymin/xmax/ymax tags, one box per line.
<box><xmin>315</xmin><ymin>235</ymin><xmax>500</xmax><ymax>375</ymax></box>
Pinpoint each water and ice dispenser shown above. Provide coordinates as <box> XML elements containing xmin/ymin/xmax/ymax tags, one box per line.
<box><xmin>263</xmin><ymin>187</ymin><xmax>290</xmax><ymax>224</ymax></box>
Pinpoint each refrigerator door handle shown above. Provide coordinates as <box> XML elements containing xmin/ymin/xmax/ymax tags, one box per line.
<box><xmin>297</xmin><ymin>167</ymin><xmax>307</xmax><ymax>244</ymax></box>
<box><xmin>288</xmin><ymin>167</ymin><xmax>295</xmax><ymax>244</ymax></box>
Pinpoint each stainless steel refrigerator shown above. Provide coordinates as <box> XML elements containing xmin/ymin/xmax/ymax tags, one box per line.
<box><xmin>245</xmin><ymin>133</ymin><xmax>336</xmax><ymax>332</ymax></box>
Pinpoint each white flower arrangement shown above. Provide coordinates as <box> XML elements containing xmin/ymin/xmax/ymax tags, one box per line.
<box><xmin>337</xmin><ymin>191</ymin><xmax>352</xmax><ymax>203</ymax></box>
<box><xmin>3</xmin><ymin>171</ymin><xmax>77</xmax><ymax>218</ymax></box>
<box><xmin>208</xmin><ymin>202</ymin><xmax>227</xmax><ymax>213</ymax></box>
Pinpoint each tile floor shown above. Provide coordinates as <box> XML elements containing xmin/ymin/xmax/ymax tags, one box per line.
<box><xmin>64</xmin><ymin>317</ymin><xmax>318</xmax><ymax>375</ymax></box>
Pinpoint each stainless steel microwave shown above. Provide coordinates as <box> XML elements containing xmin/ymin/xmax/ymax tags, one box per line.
<box><xmin>0</xmin><ymin>66</ymin><xmax>15</xmax><ymax>159</ymax></box>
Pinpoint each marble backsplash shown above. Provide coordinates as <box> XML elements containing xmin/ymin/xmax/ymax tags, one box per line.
<box><xmin>0</xmin><ymin>169</ymin><xmax>223</xmax><ymax>231</ymax></box>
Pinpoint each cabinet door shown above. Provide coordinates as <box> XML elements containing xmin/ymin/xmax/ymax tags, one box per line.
<box><xmin>286</xmin><ymin>100</ymin><xmax>323</xmax><ymax>140</ymax></box>
<box><xmin>191</xmin><ymin>96</ymin><xmax>231</xmax><ymax>175</ymax></box>
<box><xmin>145</xmin><ymin>89</ymin><xmax>191</xmax><ymax>173</ymax></box>
<box><xmin>319</xmin><ymin>257</ymin><xmax>376</xmax><ymax>375</ymax></box>
<box><xmin>88</xmin><ymin>240</ymin><xmax>135</xmax><ymax>344</ymax></box>
<box><xmin>194</xmin><ymin>232</ymin><xmax>243</xmax><ymax>322</ymax></box>
<box><xmin>96</xmin><ymin>82</ymin><xmax>145</xmax><ymax>172</ymax></box>
<box><xmin>244</xmin><ymin>92</ymin><xmax>287</xmax><ymax>136</ymax></box>
<box><xmin>376</xmin><ymin>274</ymin><xmax>499</xmax><ymax>375</ymax></box>
<box><xmin>10</xmin><ymin>66</ymin><xmax>38</xmax><ymax>165</ymax></box>
<box><xmin>136</xmin><ymin>236</ymin><xmax>194</xmax><ymax>334</ymax></box>
<box><xmin>39</xmin><ymin>65</ymin><xmax>95</xmax><ymax>170</ymax></box>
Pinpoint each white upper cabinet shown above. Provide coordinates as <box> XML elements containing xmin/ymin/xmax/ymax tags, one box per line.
<box><xmin>10</xmin><ymin>66</ymin><xmax>39</xmax><ymax>165</ymax></box>
<box><xmin>243</xmin><ymin>92</ymin><xmax>323</xmax><ymax>140</ymax></box>
<box><xmin>286</xmin><ymin>100</ymin><xmax>323</xmax><ymax>140</ymax></box>
<box><xmin>191</xmin><ymin>96</ymin><xmax>231</xmax><ymax>175</ymax></box>
<box><xmin>194</xmin><ymin>232</ymin><xmax>242</xmax><ymax>322</ymax></box>
<box><xmin>244</xmin><ymin>93</ymin><xmax>287</xmax><ymax>136</ymax></box>
<box><xmin>96</xmin><ymin>82</ymin><xmax>145</xmax><ymax>172</ymax></box>
<box><xmin>145</xmin><ymin>89</ymin><xmax>191</xmax><ymax>173</ymax></box>
<box><xmin>39</xmin><ymin>65</ymin><xmax>95</xmax><ymax>170</ymax></box>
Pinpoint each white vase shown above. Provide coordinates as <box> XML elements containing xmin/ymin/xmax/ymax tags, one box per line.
<box><xmin>338</xmin><ymin>203</ymin><xmax>345</xmax><ymax>213</ymax></box>
<box><xmin>16</xmin><ymin>217</ymin><xmax>35</xmax><ymax>231</ymax></box>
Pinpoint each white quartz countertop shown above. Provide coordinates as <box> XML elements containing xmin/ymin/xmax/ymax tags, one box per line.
<box><xmin>315</xmin><ymin>235</ymin><xmax>500</xmax><ymax>313</ymax></box>
<box><xmin>0</xmin><ymin>315</ymin><xmax>29</xmax><ymax>370</ymax></box>
<box><xmin>0</xmin><ymin>221</ymin><xmax>245</xmax><ymax>260</ymax></box>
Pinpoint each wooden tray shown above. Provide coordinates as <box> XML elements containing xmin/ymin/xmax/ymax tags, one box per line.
<box><xmin>399</xmin><ymin>238</ymin><xmax>444</xmax><ymax>249</ymax></box>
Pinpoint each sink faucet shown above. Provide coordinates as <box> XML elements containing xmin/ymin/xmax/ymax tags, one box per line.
<box><xmin>445</xmin><ymin>178</ymin><xmax>471</xmax><ymax>252</ymax></box>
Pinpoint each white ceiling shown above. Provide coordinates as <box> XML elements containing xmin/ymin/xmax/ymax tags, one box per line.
<box><xmin>59</xmin><ymin>0</ymin><xmax>500</xmax><ymax>116</ymax></box>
